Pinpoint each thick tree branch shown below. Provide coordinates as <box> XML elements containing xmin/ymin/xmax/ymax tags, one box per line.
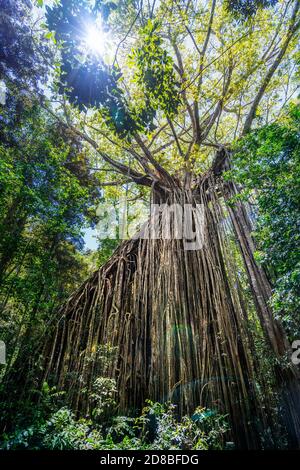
<box><xmin>133</xmin><ymin>133</ymin><xmax>176</xmax><ymax>188</ymax></box>
<box><xmin>166</xmin><ymin>118</ymin><xmax>184</xmax><ymax>158</ymax></box>
<box><xmin>200</xmin><ymin>63</ymin><xmax>234</xmax><ymax>142</ymax></box>
<box><xmin>172</xmin><ymin>41</ymin><xmax>197</xmax><ymax>141</ymax></box>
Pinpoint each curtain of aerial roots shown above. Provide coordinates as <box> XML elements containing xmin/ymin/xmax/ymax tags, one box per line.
<box><xmin>44</xmin><ymin>172</ymin><xmax>279</xmax><ymax>449</ymax></box>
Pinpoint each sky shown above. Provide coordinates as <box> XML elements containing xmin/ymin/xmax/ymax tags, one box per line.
<box><xmin>83</xmin><ymin>227</ymin><xmax>99</xmax><ymax>251</ymax></box>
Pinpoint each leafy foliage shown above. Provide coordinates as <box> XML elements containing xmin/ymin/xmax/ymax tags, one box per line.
<box><xmin>45</xmin><ymin>0</ymin><xmax>140</xmax><ymax>137</ymax></box>
<box><xmin>0</xmin><ymin>0</ymin><xmax>51</xmax><ymax>87</ymax></box>
<box><xmin>226</xmin><ymin>0</ymin><xmax>278</xmax><ymax>19</ymax></box>
<box><xmin>46</xmin><ymin>2</ymin><xmax>181</xmax><ymax>137</ymax></box>
<box><xmin>1</xmin><ymin>407</ymin><xmax>103</xmax><ymax>450</ymax></box>
<box><xmin>229</xmin><ymin>105</ymin><xmax>300</xmax><ymax>335</ymax></box>
<box><xmin>0</xmin><ymin>86</ymin><xmax>100</xmax><ymax>409</ymax></box>
<box><xmin>89</xmin><ymin>377</ymin><xmax>117</xmax><ymax>419</ymax></box>
<box><xmin>138</xmin><ymin>401</ymin><xmax>229</xmax><ymax>450</ymax></box>
<box><xmin>0</xmin><ymin>399</ymin><xmax>229</xmax><ymax>450</ymax></box>
<box><xmin>130</xmin><ymin>20</ymin><xmax>181</xmax><ymax>119</ymax></box>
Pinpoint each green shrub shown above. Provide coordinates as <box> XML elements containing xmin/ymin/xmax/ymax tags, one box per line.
<box><xmin>1</xmin><ymin>408</ymin><xmax>103</xmax><ymax>450</ymax></box>
<box><xmin>0</xmin><ymin>400</ymin><xmax>230</xmax><ymax>450</ymax></box>
<box><xmin>137</xmin><ymin>401</ymin><xmax>229</xmax><ymax>450</ymax></box>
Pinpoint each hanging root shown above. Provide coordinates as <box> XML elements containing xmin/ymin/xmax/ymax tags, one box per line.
<box><xmin>43</xmin><ymin>172</ymin><xmax>297</xmax><ymax>449</ymax></box>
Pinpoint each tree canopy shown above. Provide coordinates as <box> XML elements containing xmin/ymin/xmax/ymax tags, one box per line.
<box><xmin>38</xmin><ymin>0</ymin><xmax>300</xmax><ymax>192</ymax></box>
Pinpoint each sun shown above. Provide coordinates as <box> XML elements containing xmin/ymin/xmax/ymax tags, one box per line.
<box><xmin>84</xmin><ymin>24</ymin><xmax>106</xmax><ymax>57</ymax></box>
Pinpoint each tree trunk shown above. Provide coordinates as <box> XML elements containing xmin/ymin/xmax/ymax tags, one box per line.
<box><xmin>43</xmin><ymin>175</ymin><xmax>283</xmax><ymax>449</ymax></box>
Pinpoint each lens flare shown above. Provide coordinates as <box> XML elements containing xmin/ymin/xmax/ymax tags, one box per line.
<box><xmin>85</xmin><ymin>24</ymin><xmax>106</xmax><ymax>56</ymax></box>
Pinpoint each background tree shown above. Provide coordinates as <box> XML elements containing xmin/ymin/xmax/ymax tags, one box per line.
<box><xmin>0</xmin><ymin>0</ymin><xmax>51</xmax><ymax>88</ymax></box>
<box><xmin>230</xmin><ymin>104</ymin><xmax>300</xmax><ymax>337</ymax></box>
<box><xmin>0</xmin><ymin>83</ymin><xmax>101</xmax><ymax>427</ymax></box>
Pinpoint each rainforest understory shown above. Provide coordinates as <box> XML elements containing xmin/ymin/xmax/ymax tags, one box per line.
<box><xmin>0</xmin><ymin>0</ymin><xmax>300</xmax><ymax>451</ymax></box>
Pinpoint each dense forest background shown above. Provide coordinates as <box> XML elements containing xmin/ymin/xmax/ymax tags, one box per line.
<box><xmin>0</xmin><ymin>0</ymin><xmax>299</xmax><ymax>450</ymax></box>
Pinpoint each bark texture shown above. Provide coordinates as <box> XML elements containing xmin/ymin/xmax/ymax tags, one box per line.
<box><xmin>43</xmin><ymin>169</ymin><xmax>294</xmax><ymax>448</ymax></box>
